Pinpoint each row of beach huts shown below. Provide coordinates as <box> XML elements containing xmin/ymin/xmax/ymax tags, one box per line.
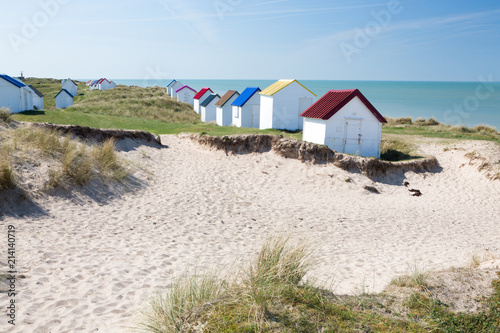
<box><xmin>168</xmin><ymin>79</ymin><xmax>387</xmax><ymax>158</ymax></box>
<box><xmin>0</xmin><ymin>74</ymin><xmax>118</xmax><ymax>112</ymax></box>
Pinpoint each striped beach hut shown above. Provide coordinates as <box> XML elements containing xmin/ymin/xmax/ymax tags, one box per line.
<box><xmin>215</xmin><ymin>90</ymin><xmax>239</xmax><ymax>127</ymax></box>
<box><xmin>259</xmin><ymin>79</ymin><xmax>316</xmax><ymax>131</ymax></box>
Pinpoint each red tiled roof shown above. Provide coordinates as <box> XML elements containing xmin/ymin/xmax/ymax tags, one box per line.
<box><xmin>193</xmin><ymin>87</ymin><xmax>213</xmax><ymax>100</ymax></box>
<box><xmin>300</xmin><ymin>89</ymin><xmax>387</xmax><ymax>123</ymax></box>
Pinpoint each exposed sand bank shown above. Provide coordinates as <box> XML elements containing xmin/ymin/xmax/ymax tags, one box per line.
<box><xmin>1</xmin><ymin>134</ymin><xmax>499</xmax><ymax>332</ymax></box>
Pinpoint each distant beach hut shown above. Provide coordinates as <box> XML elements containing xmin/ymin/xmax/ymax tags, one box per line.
<box><xmin>259</xmin><ymin>79</ymin><xmax>316</xmax><ymax>131</ymax></box>
<box><xmin>200</xmin><ymin>94</ymin><xmax>220</xmax><ymax>123</ymax></box>
<box><xmin>193</xmin><ymin>88</ymin><xmax>213</xmax><ymax>114</ymax></box>
<box><xmin>176</xmin><ymin>85</ymin><xmax>197</xmax><ymax>106</ymax></box>
<box><xmin>54</xmin><ymin>89</ymin><xmax>74</xmax><ymax>109</ymax></box>
<box><xmin>62</xmin><ymin>79</ymin><xmax>78</xmax><ymax>97</ymax></box>
<box><xmin>231</xmin><ymin>87</ymin><xmax>261</xmax><ymax>128</ymax></box>
<box><xmin>301</xmin><ymin>89</ymin><xmax>387</xmax><ymax>158</ymax></box>
<box><xmin>215</xmin><ymin>90</ymin><xmax>239</xmax><ymax>127</ymax></box>
<box><xmin>28</xmin><ymin>85</ymin><xmax>44</xmax><ymax>110</ymax></box>
<box><xmin>167</xmin><ymin>80</ymin><xmax>183</xmax><ymax>98</ymax></box>
<box><xmin>0</xmin><ymin>74</ymin><xmax>34</xmax><ymax>113</ymax></box>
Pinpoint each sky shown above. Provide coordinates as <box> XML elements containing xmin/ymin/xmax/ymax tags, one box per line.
<box><xmin>1</xmin><ymin>0</ymin><xmax>500</xmax><ymax>81</ymax></box>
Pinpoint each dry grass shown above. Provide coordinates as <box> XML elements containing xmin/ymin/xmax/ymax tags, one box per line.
<box><xmin>384</xmin><ymin>117</ymin><xmax>500</xmax><ymax>142</ymax></box>
<box><xmin>0</xmin><ymin>124</ymin><xmax>130</xmax><ymax>193</ymax></box>
<box><xmin>71</xmin><ymin>86</ymin><xmax>199</xmax><ymax>124</ymax></box>
<box><xmin>138</xmin><ymin>235</ymin><xmax>316</xmax><ymax>332</ymax></box>
<box><xmin>390</xmin><ymin>262</ymin><xmax>430</xmax><ymax>290</ymax></box>
<box><xmin>0</xmin><ymin>107</ymin><xmax>12</xmax><ymax>123</ymax></box>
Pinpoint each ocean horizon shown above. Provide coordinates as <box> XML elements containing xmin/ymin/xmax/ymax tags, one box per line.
<box><xmin>104</xmin><ymin>79</ymin><xmax>500</xmax><ymax>130</ymax></box>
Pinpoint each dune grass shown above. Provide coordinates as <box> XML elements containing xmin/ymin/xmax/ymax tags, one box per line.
<box><xmin>138</xmin><ymin>236</ymin><xmax>500</xmax><ymax>332</ymax></box>
<box><xmin>0</xmin><ymin>124</ymin><xmax>130</xmax><ymax>192</ymax></box>
<box><xmin>384</xmin><ymin>117</ymin><xmax>500</xmax><ymax>143</ymax></box>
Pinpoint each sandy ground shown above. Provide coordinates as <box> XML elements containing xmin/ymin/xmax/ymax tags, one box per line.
<box><xmin>1</xmin><ymin>134</ymin><xmax>499</xmax><ymax>332</ymax></box>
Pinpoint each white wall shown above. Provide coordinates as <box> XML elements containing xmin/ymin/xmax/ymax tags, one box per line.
<box><xmin>233</xmin><ymin>92</ymin><xmax>261</xmax><ymax>128</ymax></box>
<box><xmin>216</xmin><ymin>94</ymin><xmax>239</xmax><ymax>127</ymax></box>
<box><xmin>303</xmin><ymin>96</ymin><xmax>382</xmax><ymax>158</ymax></box>
<box><xmin>0</xmin><ymin>79</ymin><xmax>23</xmax><ymax>113</ymax></box>
<box><xmin>194</xmin><ymin>91</ymin><xmax>211</xmax><ymax>114</ymax></box>
<box><xmin>259</xmin><ymin>95</ymin><xmax>274</xmax><ymax>129</ymax></box>
<box><xmin>32</xmin><ymin>95</ymin><xmax>44</xmax><ymax>110</ymax></box>
<box><xmin>170</xmin><ymin>82</ymin><xmax>183</xmax><ymax>98</ymax></box>
<box><xmin>62</xmin><ymin>80</ymin><xmax>77</xmax><ymax>96</ymax></box>
<box><xmin>177</xmin><ymin>89</ymin><xmax>195</xmax><ymax>105</ymax></box>
<box><xmin>302</xmin><ymin>118</ymin><xmax>327</xmax><ymax>145</ymax></box>
<box><xmin>201</xmin><ymin>98</ymin><xmax>220</xmax><ymax>122</ymax></box>
<box><xmin>260</xmin><ymin>81</ymin><xmax>315</xmax><ymax>131</ymax></box>
<box><xmin>56</xmin><ymin>92</ymin><xmax>73</xmax><ymax>109</ymax></box>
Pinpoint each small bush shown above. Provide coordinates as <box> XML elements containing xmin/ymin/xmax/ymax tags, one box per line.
<box><xmin>414</xmin><ymin>117</ymin><xmax>440</xmax><ymax>126</ymax></box>
<box><xmin>0</xmin><ymin>160</ymin><xmax>15</xmax><ymax>190</ymax></box>
<box><xmin>0</xmin><ymin>107</ymin><xmax>12</xmax><ymax>123</ymax></box>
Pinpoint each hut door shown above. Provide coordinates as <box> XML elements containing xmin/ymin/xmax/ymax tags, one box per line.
<box><xmin>343</xmin><ymin>119</ymin><xmax>362</xmax><ymax>155</ymax></box>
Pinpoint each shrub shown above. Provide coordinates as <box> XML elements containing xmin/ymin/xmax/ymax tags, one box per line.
<box><xmin>0</xmin><ymin>160</ymin><xmax>15</xmax><ymax>190</ymax></box>
<box><xmin>0</xmin><ymin>107</ymin><xmax>12</xmax><ymax>123</ymax></box>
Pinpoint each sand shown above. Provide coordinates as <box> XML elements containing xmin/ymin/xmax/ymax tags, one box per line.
<box><xmin>1</xmin><ymin>134</ymin><xmax>499</xmax><ymax>332</ymax></box>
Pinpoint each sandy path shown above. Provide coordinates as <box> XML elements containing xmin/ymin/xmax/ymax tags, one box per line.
<box><xmin>1</xmin><ymin>135</ymin><xmax>499</xmax><ymax>332</ymax></box>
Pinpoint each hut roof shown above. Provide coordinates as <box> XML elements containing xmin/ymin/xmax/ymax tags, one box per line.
<box><xmin>300</xmin><ymin>89</ymin><xmax>387</xmax><ymax>123</ymax></box>
<box><xmin>260</xmin><ymin>79</ymin><xmax>316</xmax><ymax>97</ymax></box>
<box><xmin>232</xmin><ymin>87</ymin><xmax>261</xmax><ymax>107</ymax></box>
<box><xmin>215</xmin><ymin>90</ymin><xmax>239</xmax><ymax>107</ymax></box>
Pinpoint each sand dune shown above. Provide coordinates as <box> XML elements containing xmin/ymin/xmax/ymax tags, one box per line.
<box><xmin>1</xmin><ymin>135</ymin><xmax>499</xmax><ymax>332</ymax></box>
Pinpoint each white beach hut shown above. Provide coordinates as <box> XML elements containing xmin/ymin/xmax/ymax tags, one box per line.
<box><xmin>55</xmin><ymin>89</ymin><xmax>74</xmax><ymax>109</ymax></box>
<box><xmin>62</xmin><ymin>79</ymin><xmax>78</xmax><ymax>97</ymax></box>
<box><xmin>200</xmin><ymin>94</ymin><xmax>220</xmax><ymax>123</ymax></box>
<box><xmin>28</xmin><ymin>85</ymin><xmax>44</xmax><ymax>110</ymax></box>
<box><xmin>301</xmin><ymin>89</ymin><xmax>387</xmax><ymax>158</ymax></box>
<box><xmin>259</xmin><ymin>79</ymin><xmax>316</xmax><ymax>131</ymax></box>
<box><xmin>193</xmin><ymin>88</ymin><xmax>213</xmax><ymax>114</ymax></box>
<box><xmin>231</xmin><ymin>87</ymin><xmax>261</xmax><ymax>128</ymax></box>
<box><xmin>176</xmin><ymin>85</ymin><xmax>197</xmax><ymax>106</ymax></box>
<box><xmin>0</xmin><ymin>74</ymin><xmax>34</xmax><ymax>113</ymax></box>
<box><xmin>215</xmin><ymin>90</ymin><xmax>239</xmax><ymax>127</ymax></box>
<box><xmin>170</xmin><ymin>81</ymin><xmax>184</xmax><ymax>99</ymax></box>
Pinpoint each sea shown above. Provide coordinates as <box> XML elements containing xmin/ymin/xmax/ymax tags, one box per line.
<box><xmin>112</xmin><ymin>79</ymin><xmax>500</xmax><ymax>130</ymax></box>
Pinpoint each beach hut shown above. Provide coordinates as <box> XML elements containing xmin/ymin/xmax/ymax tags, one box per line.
<box><xmin>28</xmin><ymin>85</ymin><xmax>44</xmax><ymax>110</ymax></box>
<box><xmin>200</xmin><ymin>94</ymin><xmax>220</xmax><ymax>123</ymax></box>
<box><xmin>215</xmin><ymin>90</ymin><xmax>239</xmax><ymax>127</ymax></box>
<box><xmin>176</xmin><ymin>85</ymin><xmax>197</xmax><ymax>106</ymax></box>
<box><xmin>54</xmin><ymin>89</ymin><xmax>74</xmax><ymax>109</ymax></box>
<box><xmin>167</xmin><ymin>80</ymin><xmax>183</xmax><ymax>97</ymax></box>
<box><xmin>97</xmin><ymin>78</ymin><xmax>112</xmax><ymax>90</ymax></box>
<box><xmin>259</xmin><ymin>79</ymin><xmax>316</xmax><ymax>131</ymax></box>
<box><xmin>0</xmin><ymin>74</ymin><xmax>34</xmax><ymax>113</ymax></box>
<box><xmin>62</xmin><ymin>79</ymin><xmax>78</xmax><ymax>97</ymax></box>
<box><xmin>301</xmin><ymin>89</ymin><xmax>387</xmax><ymax>158</ymax></box>
<box><xmin>193</xmin><ymin>87</ymin><xmax>213</xmax><ymax>114</ymax></box>
<box><xmin>231</xmin><ymin>87</ymin><xmax>261</xmax><ymax>128</ymax></box>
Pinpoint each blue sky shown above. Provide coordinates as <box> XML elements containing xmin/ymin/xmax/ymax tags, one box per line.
<box><xmin>1</xmin><ymin>0</ymin><xmax>499</xmax><ymax>81</ymax></box>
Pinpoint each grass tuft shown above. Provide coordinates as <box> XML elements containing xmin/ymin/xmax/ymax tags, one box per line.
<box><xmin>0</xmin><ymin>107</ymin><xmax>12</xmax><ymax>123</ymax></box>
<box><xmin>390</xmin><ymin>262</ymin><xmax>430</xmax><ymax>290</ymax></box>
<box><xmin>0</xmin><ymin>160</ymin><xmax>15</xmax><ymax>190</ymax></box>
